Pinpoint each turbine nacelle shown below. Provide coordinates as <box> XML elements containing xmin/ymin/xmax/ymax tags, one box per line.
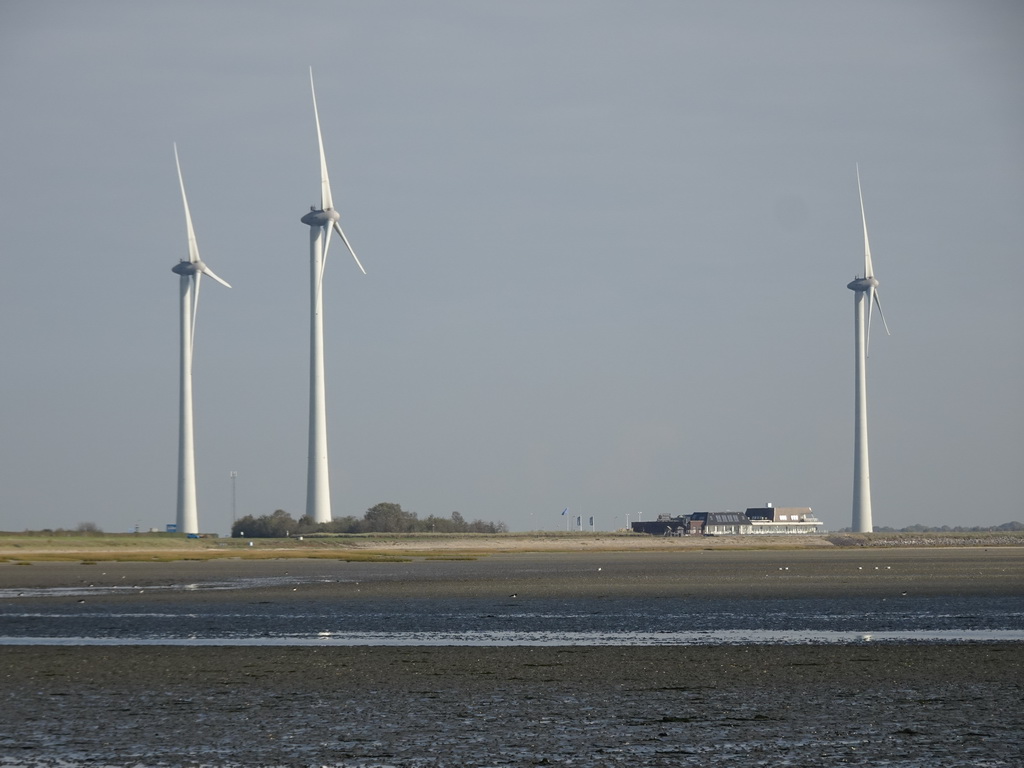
<box><xmin>171</xmin><ymin>258</ymin><xmax>231</xmax><ymax>289</ymax></box>
<box><xmin>300</xmin><ymin>206</ymin><xmax>341</xmax><ymax>227</ymax></box>
<box><xmin>847</xmin><ymin>276</ymin><xmax>878</xmax><ymax>292</ymax></box>
<box><xmin>171</xmin><ymin>259</ymin><xmax>209</xmax><ymax>277</ymax></box>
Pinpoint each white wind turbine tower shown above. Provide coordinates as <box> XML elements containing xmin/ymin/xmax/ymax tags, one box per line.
<box><xmin>299</xmin><ymin>69</ymin><xmax>366</xmax><ymax>524</ymax></box>
<box><xmin>171</xmin><ymin>144</ymin><xmax>231</xmax><ymax>535</ymax></box>
<box><xmin>847</xmin><ymin>165</ymin><xmax>890</xmax><ymax>533</ymax></box>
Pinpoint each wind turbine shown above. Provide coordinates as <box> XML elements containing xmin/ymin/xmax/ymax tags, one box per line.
<box><xmin>847</xmin><ymin>165</ymin><xmax>890</xmax><ymax>533</ymax></box>
<box><xmin>171</xmin><ymin>144</ymin><xmax>231</xmax><ymax>535</ymax></box>
<box><xmin>299</xmin><ymin>68</ymin><xmax>366</xmax><ymax>524</ymax></box>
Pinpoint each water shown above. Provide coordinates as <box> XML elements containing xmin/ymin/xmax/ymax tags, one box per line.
<box><xmin>1</xmin><ymin>582</ymin><xmax>1022</xmax><ymax>645</ymax></box>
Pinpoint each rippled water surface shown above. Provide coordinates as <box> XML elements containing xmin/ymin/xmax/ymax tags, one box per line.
<box><xmin>2</xmin><ymin>585</ymin><xmax>1022</xmax><ymax>645</ymax></box>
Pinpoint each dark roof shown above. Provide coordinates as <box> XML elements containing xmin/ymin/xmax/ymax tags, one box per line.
<box><xmin>708</xmin><ymin>512</ymin><xmax>749</xmax><ymax>525</ymax></box>
<box><xmin>690</xmin><ymin>511</ymin><xmax>749</xmax><ymax>525</ymax></box>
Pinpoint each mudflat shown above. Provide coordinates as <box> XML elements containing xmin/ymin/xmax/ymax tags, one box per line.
<box><xmin>1</xmin><ymin>547</ymin><xmax>1022</xmax><ymax>766</ymax></box>
<box><xmin>1</xmin><ymin>644</ymin><xmax>1021</xmax><ymax>766</ymax></box>
<box><xmin>1</xmin><ymin>546</ymin><xmax>1021</xmax><ymax>601</ymax></box>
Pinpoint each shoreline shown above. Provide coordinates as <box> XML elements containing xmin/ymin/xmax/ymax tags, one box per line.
<box><xmin>2</xmin><ymin>530</ymin><xmax>1022</xmax><ymax>564</ymax></box>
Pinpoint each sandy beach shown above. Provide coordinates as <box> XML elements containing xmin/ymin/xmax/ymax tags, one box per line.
<box><xmin>2</xmin><ymin>547</ymin><xmax>1022</xmax><ymax>766</ymax></box>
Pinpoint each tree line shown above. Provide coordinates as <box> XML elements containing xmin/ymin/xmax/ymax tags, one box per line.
<box><xmin>230</xmin><ymin>502</ymin><xmax>508</xmax><ymax>538</ymax></box>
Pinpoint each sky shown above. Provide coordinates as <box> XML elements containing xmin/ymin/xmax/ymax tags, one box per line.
<box><xmin>1</xmin><ymin>1</ymin><xmax>1021</xmax><ymax>535</ymax></box>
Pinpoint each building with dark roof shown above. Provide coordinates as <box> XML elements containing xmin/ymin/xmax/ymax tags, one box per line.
<box><xmin>630</xmin><ymin>504</ymin><xmax>823</xmax><ymax>535</ymax></box>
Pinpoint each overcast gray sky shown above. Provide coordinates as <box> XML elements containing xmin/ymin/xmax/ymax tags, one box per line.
<box><xmin>1</xmin><ymin>1</ymin><xmax>1021</xmax><ymax>534</ymax></box>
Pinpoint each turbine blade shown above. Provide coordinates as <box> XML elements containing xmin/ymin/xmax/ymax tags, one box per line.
<box><xmin>190</xmin><ymin>271</ymin><xmax>202</xmax><ymax>357</ymax></box>
<box><xmin>316</xmin><ymin>226</ymin><xmax>329</xmax><ymax>304</ymax></box>
<box><xmin>865</xmin><ymin>288</ymin><xmax>874</xmax><ymax>358</ymax></box>
<box><xmin>857</xmin><ymin>164</ymin><xmax>874</xmax><ymax>279</ymax></box>
<box><xmin>310</xmin><ymin>68</ymin><xmax>333</xmax><ymax>212</ymax></box>
<box><xmin>334</xmin><ymin>221</ymin><xmax>366</xmax><ymax>274</ymax></box>
<box><xmin>174</xmin><ymin>144</ymin><xmax>202</xmax><ymax>264</ymax></box>
<box><xmin>322</xmin><ymin>223</ymin><xmax>333</xmax><ymax>263</ymax></box>
<box><xmin>874</xmin><ymin>288</ymin><xmax>891</xmax><ymax>336</ymax></box>
<box><xmin>201</xmin><ymin>264</ymin><xmax>232</xmax><ymax>289</ymax></box>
